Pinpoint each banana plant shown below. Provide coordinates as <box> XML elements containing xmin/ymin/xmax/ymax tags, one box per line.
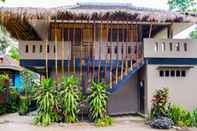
<box><xmin>59</xmin><ymin>76</ymin><xmax>81</xmax><ymax>123</ymax></box>
<box><xmin>88</xmin><ymin>81</ymin><xmax>109</xmax><ymax>121</ymax></box>
<box><xmin>33</xmin><ymin>78</ymin><xmax>59</xmax><ymax>126</ymax></box>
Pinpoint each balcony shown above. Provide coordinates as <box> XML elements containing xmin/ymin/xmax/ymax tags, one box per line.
<box><xmin>19</xmin><ymin>41</ymin><xmax>143</xmax><ymax>61</ymax></box>
<box><xmin>144</xmin><ymin>39</ymin><xmax>197</xmax><ymax>58</ymax></box>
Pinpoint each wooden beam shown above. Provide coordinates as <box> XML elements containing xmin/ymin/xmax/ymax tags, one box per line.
<box><xmin>149</xmin><ymin>23</ymin><xmax>153</xmax><ymax>38</ymax></box>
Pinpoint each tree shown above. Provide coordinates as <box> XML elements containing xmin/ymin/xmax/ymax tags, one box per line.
<box><xmin>0</xmin><ymin>26</ymin><xmax>11</xmax><ymax>53</ymax></box>
<box><xmin>168</xmin><ymin>0</ymin><xmax>196</xmax><ymax>12</ymax></box>
<box><xmin>8</xmin><ymin>47</ymin><xmax>19</xmax><ymax>61</ymax></box>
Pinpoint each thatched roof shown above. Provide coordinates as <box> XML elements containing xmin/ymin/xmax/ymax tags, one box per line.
<box><xmin>0</xmin><ymin>3</ymin><xmax>197</xmax><ymax>23</ymax></box>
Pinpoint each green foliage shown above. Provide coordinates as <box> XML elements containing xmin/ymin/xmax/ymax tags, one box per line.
<box><xmin>33</xmin><ymin>78</ymin><xmax>59</xmax><ymax>126</ymax></box>
<box><xmin>8</xmin><ymin>47</ymin><xmax>19</xmax><ymax>61</ymax></box>
<box><xmin>0</xmin><ymin>104</ymin><xmax>6</xmax><ymax>114</ymax></box>
<box><xmin>59</xmin><ymin>76</ymin><xmax>81</xmax><ymax>123</ymax></box>
<box><xmin>168</xmin><ymin>0</ymin><xmax>196</xmax><ymax>12</ymax></box>
<box><xmin>21</xmin><ymin>70</ymin><xmax>33</xmax><ymax>97</ymax></box>
<box><xmin>190</xmin><ymin>108</ymin><xmax>197</xmax><ymax>127</ymax></box>
<box><xmin>6</xmin><ymin>88</ymin><xmax>19</xmax><ymax>113</ymax></box>
<box><xmin>167</xmin><ymin>104</ymin><xmax>192</xmax><ymax>127</ymax></box>
<box><xmin>150</xmin><ymin>88</ymin><xmax>169</xmax><ymax>119</ymax></box>
<box><xmin>95</xmin><ymin>116</ymin><xmax>113</xmax><ymax>127</ymax></box>
<box><xmin>190</xmin><ymin>28</ymin><xmax>197</xmax><ymax>39</ymax></box>
<box><xmin>18</xmin><ymin>96</ymin><xmax>28</xmax><ymax>115</ymax></box>
<box><xmin>88</xmin><ymin>81</ymin><xmax>109</xmax><ymax>121</ymax></box>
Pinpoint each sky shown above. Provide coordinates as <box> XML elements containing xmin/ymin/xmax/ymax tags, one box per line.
<box><xmin>0</xmin><ymin>0</ymin><xmax>169</xmax><ymax>10</ymax></box>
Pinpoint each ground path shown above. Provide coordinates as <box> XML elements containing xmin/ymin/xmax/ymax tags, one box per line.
<box><xmin>0</xmin><ymin>113</ymin><xmax>196</xmax><ymax>131</ymax></box>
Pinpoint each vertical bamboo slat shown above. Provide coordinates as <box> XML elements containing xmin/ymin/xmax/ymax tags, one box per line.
<box><xmin>98</xmin><ymin>20</ymin><xmax>102</xmax><ymax>82</ymax></box>
<box><xmin>73</xmin><ymin>20</ymin><xmax>76</xmax><ymax>74</ymax></box>
<box><xmin>54</xmin><ymin>19</ymin><xmax>58</xmax><ymax>78</ymax></box>
<box><xmin>61</xmin><ymin>21</ymin><xmax>65</xmax><ymax>76</ymax></box>
<box><xmin>125</xmin><ymin>20</ymin><xmax>129</xmax><ymax>74</ymax></box>
<box><xmin>80</xmin><ymin>20</ymin><xmax>83</xmax><ymax>81</ymax></box>
<box><xmin>92</xmin><ymin>20</ymin><xmax>96</xmax><ymax>80</ymax></box>
<box><xmin>110</xmin><ymin>20</ymin><xmax>112</xmax><ymax>88</ymax></box>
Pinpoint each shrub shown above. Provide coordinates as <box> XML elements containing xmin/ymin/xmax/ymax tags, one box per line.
<box><xmin>88</xmin><ymin>81</ymin><xmax>109</xmax><ymax>121</ymax></box>
<box><xmin>59</xmin><ymin>76</ymin><xmax>81</xmax><ymax>123</ymax></box>
<box><xmin>190</xmin><ymin>108</ymin><xmax>197</xmax><ymax>127</ymax></box>
<box><xmin>33</xmin><ymin>79</ymin><xmax>59</xmax><ymax>126</ymax></box>
<box><xmin>167</xmin><ymin>104</ymin><xmax>192</xmax><ymax>127</ymax></box>
<box><xmin>18</xmin><ymin>96</ymin><xmax>28</xmax><ymax>115</ymax></box>
<box><xmin>150</xmin><ymin>88</ymin><xmax>169</xmax><ymax>119</ymax></box>
<box><xmin>95</xmin><ymin>116</ymin><xmax>113</xmax><ymax>127</ymax></box>
<box><xmin>6</xmin><ymin>88</ymin><xmax>19</xmax><ymax>113</ymax></box>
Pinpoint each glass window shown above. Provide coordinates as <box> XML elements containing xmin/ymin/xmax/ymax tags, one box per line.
<box><xmin>128</xmin><ymin>46</ymin><xmax>131</xmax><ymax>54</ymax></box>
<box><xmin>25</xmin><ymin>45</ymin><xmax>29</xmax><ymax>53</ymax></box>
<box><xmin>169</xmin><ymin>42</ymin><xmax>173</xmax><ymax>51</ymax></box>
<box><xmin>171</xmin><ymin>70</ymin><xmax>175</xmax><ymax>77</ymax></box>
<box><xmin>53</xmin><ymin>45</ymin><xmax>56</xmax><ymax>53</ymax></box>
<box><xmin>40</xmin><ymin>45</ymin><xmax>43</xmax><ymax>53</ymax></box>
<box><xmin>32</xmin><ymin>45</ymin><xmax>36</xmax><ymax>53</ymax></box>
<box><xmin>181</xmin><ymin>70</ymin><xmax>186</xmax><ymax>77</ymax></box>
<box><xmin>108</xmin><ymin>28</ymin><xmax>127</xmax><ymax>42</ymax></box>
<box><xmin>107</xmin><ymin>47</ymin><xmax>111</xmax><ymax>54</ymax></box>
<box><xmin>184</xmin><ymin>43</ymin><xmax>187</xmax><ymax>52</ymax></box>
<box><xmin>47</xmin><ymin>45</ymin><xmax>50</xmax><ymax>53</ymax></box>
<box><xmin>165</xmin><ymin>70</ymin><xmax>169</xmax><ymax>77</ymax></box>
<box><xmin>114</xmin><ymin>46</ymin><xmax>118</xmax><ymax>54</ymax></box>
<box><xmin>160</xmin><ymin>70</ymin><xmax>164</xmax><ymax>77</ymax></box>
<box><xmin>176</xmin><ymin>70</ymin><xmax>180</xmax><ymax>77</ymax></box>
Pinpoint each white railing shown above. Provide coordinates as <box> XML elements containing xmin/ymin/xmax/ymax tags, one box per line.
<box><xmin>94</xmin><ymin>42</ymin><xmax>142</xmax><ymax>60</ymax></box>
<box><xmin>144</xmin><ymin>39</ymin><xmax>197</xmax><ymax>58</ymax></box>
<box><xmin>19</xmin><ymin>41</ymin><xmax>71</xmax><ymax>60</ymax></box>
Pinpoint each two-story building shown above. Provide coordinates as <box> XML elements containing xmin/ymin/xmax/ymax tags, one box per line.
<box><xmin>0</xmin><ymin>3</ymin><xmax>197</xmax><ymax>115</ymax></box>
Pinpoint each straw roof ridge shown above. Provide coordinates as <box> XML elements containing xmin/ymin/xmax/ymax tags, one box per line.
<box><xmin>0</xmin><ymin>2</ymin><xmax>196</xmax><ymax>23</ymax></box>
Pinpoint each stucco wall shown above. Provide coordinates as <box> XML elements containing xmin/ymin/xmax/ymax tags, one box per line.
<box><xmin>107</xmin><ymin>73</ymin><xmax>138</xmax><ymax>115</ymax></box>
<box><xmin>146</xmin><ymin>64</ymin><xmax>197</xmax><ymax>112</ymax></box>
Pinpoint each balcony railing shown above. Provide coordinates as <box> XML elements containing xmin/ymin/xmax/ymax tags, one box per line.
<box><xmin>144</xmin><ymin>39</ymin><xmax>197</xmax><ymax>58</ymax></box>
<box><xmin>19</xmin><ymin>41</ymin><xmax>143</xmax><ymax>61</ymax></box>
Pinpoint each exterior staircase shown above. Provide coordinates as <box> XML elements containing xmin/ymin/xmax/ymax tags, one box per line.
<box><xmin>109</xmin><ymin>59</ymin><xmax>145</xmax><ymax>93</ymax></box>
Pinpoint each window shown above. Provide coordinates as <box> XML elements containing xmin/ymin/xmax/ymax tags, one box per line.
<box><xmin>169</xmin><ymin>42</ymin><xmax>173</xmax><ymax>51</ymax></box>
<box><xmin>170</xmin><ymin>70</ymin><xmax>175</xmax><ymax>77</ymax></box>
<box><xmin>107</xmin><ymin>47</ymin><xmax>111</xmax><ymax>54</ymax></box>
<box><xmin>160</xmin><ymin>70</ymin><xmax>164</xmax><ymax>77</ymax></box>
<box><xmin>114</xmin><ymin>46</ymin><xmax>118</xmax><ymax>54</ymax></box>
<box><xmin>47</xmin><ymin>45</ymin><xmax>50</xmax><ymax>53</ymax></box>
<box><xmin>128</xmin><ymin>46</ymin><xmax>131</xmax><ymax>54</ymax></box>
<box><xmin>181</xmin><ymin>70</ymin><xmax>186</xmax><ymax>77</ymax></box>
<box><xmin>121</xmin><ymin>47</ymin><xmax>124</xmax><ymax>54</ymax></box>
<box><xmin>176</xmin><ymin>42</ymin><xmax>180</xmax><ymax>51</ymax></box>
<box><xmin>176</xmin><ymin>70</ymin><xmax>180</xmax><ymax>77</ymax></box>
<box><xmin>53</xmin><ymin>45</ymin><xmax>56</xmax><ymax>53</ymax></box>
<box><xmin>25</xmin><ymin>45</ymin><xmax>29</xmax><ymax>53</ymax></box>
<box><xmin>165</xmin><ymin>70</ymin><xmax>169</xmax><ymax>77</ymax></box>
<box><xmin>161</xmin><ymin>42</ymin><xmax>165</xmax><ymax>52</ymax></box>
<box><xmin>40</xmin><ymin>45</ymin><xmax>43</xmax><ymax>53</ymax></box>
<box><xmin>108</xmin><ymin>28</ymin><xmax>127</xmax><ymax>42</ymax></box>
<box><xmin>64</xmin><ymin>28</ymin><xmax>82</xmax><ymax>45</ymax></box>
<box><xmin>155</xmin><ymin>42</ymin><xmax>158</xmax><ymax>52</ymax></box>
<box><xmin>184</xmin><ymin>43</ymin><xmax>187</xmax><ymax>52</ymax></box>
<box><xmin>32</xmin><ymin>45</ymin><xmax>36</xmax><ymax>53</ymax></box>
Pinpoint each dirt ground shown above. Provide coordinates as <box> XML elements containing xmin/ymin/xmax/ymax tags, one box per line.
<box><xmin>0</xmin><ymin>113</ymin><xmax>196</xmax><ymax>131</ymax></box>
